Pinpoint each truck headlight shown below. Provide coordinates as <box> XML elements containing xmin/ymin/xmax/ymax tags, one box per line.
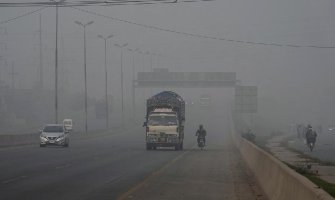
<box><xmin>147</xmin><ymin>135</ymin><xmax>157</xmax><ymax>142</ymax></box>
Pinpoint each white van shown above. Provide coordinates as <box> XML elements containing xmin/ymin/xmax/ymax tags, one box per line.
<box><xmin>63</xmin><ymin>119</ymin><xmax>73</xmax><ymax>132</ymax></box>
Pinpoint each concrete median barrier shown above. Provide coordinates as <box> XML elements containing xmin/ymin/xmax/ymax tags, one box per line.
<box><xmin>231</xmin><ymin>120</ymin><xmax>334</xmax><ymax>200</ymax></box>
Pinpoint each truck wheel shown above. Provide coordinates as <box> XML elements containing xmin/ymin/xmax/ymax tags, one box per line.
<box><xmin>175</xmin><ymin>145</ymin><xmax>180</xmax><ymax>151</ymax></box>
<box><xmin>146</xmin><ymin>144</ymin><xmax>151</xmax><ymax>150</ymax></box>
<box><xmin>180</xmin><ymin>143</ymin><xmax>183</xmax><ymax>150</ymax></box>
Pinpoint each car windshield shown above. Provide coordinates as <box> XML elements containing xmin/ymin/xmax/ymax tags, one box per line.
<box><xmin>148</xmin><ymin>115</ymin><xmax>177</xmax><ymax>126</ymax></box>
<box><xmin>43</xmin><ymin>126</ymin><xmax>64</xmax><ymax>132</ymax></box>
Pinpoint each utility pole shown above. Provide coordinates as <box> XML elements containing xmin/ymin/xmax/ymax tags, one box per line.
<box><xmin>114</xmin><ymin>43</ymin><xmax>128</xmax><ymax>127</ymax></box>
<box><xmin>51</xmin><ymin>0</ymin><xmax>64</xmax><ymax>124</ymax></box>
<box><xmin>98</xmin><ymin>34</ymin><xmax>113</xmax><ymax>129</ymax></box>
<box><xmin>127</xmin><ymin>47</ymin><xmax>139</xmax><ymax>120</ymax></box>
<box><xmin>75</xmin><ymin>20</ymin><xmax>94</xmax><ymax>133</ymax></box>
<box><xmin>39</xmin><ymin>13</ymin><xmax>43</xmax><ymax>89</ymax></box>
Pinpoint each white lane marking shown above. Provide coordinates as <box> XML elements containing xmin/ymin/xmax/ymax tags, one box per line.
<box><xmin>117</xmin><ymin>150</ymin><xmax>190</xmax><ymax>200</ymax></box>
<box><xmin>104</xmin><ymin>174</ymin><xmax>125</xmax><ymax>185</ymax></box>
<box><xmin>2</xmin><ymin>175</ymin><xmax>27</xmax><ymax>185</ymax></box>
<box><xmin>55</xmin><ymin>163</ymin><xmax>72</xmax><ymax>169</ymax></box>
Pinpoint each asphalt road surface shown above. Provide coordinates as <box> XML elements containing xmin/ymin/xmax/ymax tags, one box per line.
<box><xmin>0</xmin><ymin>107</ymin><xmax>265</xmax><ymax>200</ymax></box>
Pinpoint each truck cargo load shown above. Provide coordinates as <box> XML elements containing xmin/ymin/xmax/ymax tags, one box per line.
<box><xmin>146</xmin><ymin>91</ymin><xmax>185</xmax><ymax>121</ymax></box>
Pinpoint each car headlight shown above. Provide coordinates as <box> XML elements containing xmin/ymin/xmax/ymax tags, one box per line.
<box><xmin>56</xmin><ymin>135</ymin><xmax>65</xmax><ymax>141</ymax></box>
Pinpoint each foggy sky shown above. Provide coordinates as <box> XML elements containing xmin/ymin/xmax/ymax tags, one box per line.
<box><xmin>1</xmin><ymin>0</ymin><xmax>335</xmax><ymax>128</ymax></box>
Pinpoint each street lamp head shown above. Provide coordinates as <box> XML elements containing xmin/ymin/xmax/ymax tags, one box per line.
<box><xmin>86</xmin><ymin>21</ymin><xmax>94</xmax><ymax>26</ymax></box>
<box><xmin>127</xmin><ymin>48</ymin><xmax>133</xmax><ymax>52</ymax></box>
<box><xmin>115</xmin><ymin>43</ymin><xmax>128</xmax><ymax>48</ymax></box>
<box><xmin>75</xmin><ymin>21</ymin><xmax>83</xmax><ymax>26</ymax></box>
<box><xmin>75</xmin><ymin>21</ymin><xmax>94</xmax><ymax>27</ymax></box>
<box><xmin>98</xmin><ymin>34</ymin><xmax>114</xmax><ymax>40</ymax></box>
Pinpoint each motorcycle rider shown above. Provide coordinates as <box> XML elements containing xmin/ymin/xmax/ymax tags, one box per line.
<box><xmin>305</xmin><ymin>124</ymin><xmax>317</xmax><ymax>148</ymax></box>
<box><xmin>196</xmin><ymin>124</ymin><xmax>207</xmax><ymax>145</ymax></box>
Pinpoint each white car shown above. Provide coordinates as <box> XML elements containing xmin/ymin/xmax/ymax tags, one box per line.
<box><xmin>39</xmin><ymin>124</ymin><xmax>70</xmax><ymax>147</ymax></box>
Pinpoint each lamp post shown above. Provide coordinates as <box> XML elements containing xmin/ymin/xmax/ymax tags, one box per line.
<box><xmin>136</xmin><ymin>50</ymin><xmax>148</xmax><ymax>101</ymax></box>
<box><xmin>127</xmin><ymin>47</ymin><xmax>139</xmax><ymax>119</ymax></box>
<box><xmin>50</xmin><ymin>0</ymin><xmax>65</xmax><ymax>124</ymax></box>
<box><xmin>98</xmin><ymin>34</ymin><xmax>113</xmax><ymax>129</ymax></box>
<box><xmin>114</xmin><ymin>43</ymin><xmax>128</xmax><ymax>127</ymax></box>
<box><xmin>145</xmin><ymin>51</ymin><xmax>153</xmax><ymax>95</ymax></box>
<box><xmin>75</xmin><ymin>20</ymin><xmax>94</xmax><ymax>133</ymax></box>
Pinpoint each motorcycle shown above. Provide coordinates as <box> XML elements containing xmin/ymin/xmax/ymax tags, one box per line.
<box><xmin>306</xmin><ymin>136</ymin><xmax>316</xmax><ymax>152</ymax></box>
<box><xmin>198</xmin><ymin>137</ymin><xmax>205</xmax><ymax>150</ymax></box>
<box><xmin>308</xmin><ymin>141</ymin><xmax>315</xmax><ymax>152</ymax></box>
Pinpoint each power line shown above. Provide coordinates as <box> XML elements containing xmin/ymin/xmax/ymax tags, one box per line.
<box><xmin>72</xmin><ymin>6</ymin><xmax>335</xmax><ymax>49</ymax></box>
<box><xmin>0</xmin><ymin>7</ymin><xmax>46</xmax><ymax>25</ymax></box>
<box><xmin>0</xmin><ymin>0</ymin><xmax>205</xmax><ymax>25</ymax></box>
<box><xmin>1</xmin><ymin>1</ymin><xmax>334</xmax><ymax>49</ymax></box>
<box><xmin>0</xmin><ymin>0</ymin><xmax>177</xmax><ymax>7</ymax></box>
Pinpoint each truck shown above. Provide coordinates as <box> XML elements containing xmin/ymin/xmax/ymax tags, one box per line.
<box><xmin>143</xmin><ymin>91</ymin><xmax>185</xmax><ymax>151</ymax></box>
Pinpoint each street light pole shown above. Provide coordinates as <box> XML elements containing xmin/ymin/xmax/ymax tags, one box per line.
<box><xmin>75</xmin><ymin>20</ymin><xmax>94</xmax><ymax>133</ymax></box>
<box><xmin>146</xmin><ymin>51</ymin><xmax>153</xmax><ymax>95</ymax></box>
<box><xmin>50</xmin><ymin>0</ymin><xmax>65</xmax><ymax>124</ymax></box>
<box><xmin>114</xmin><ymin>43</ymin><xmax>128</xmax><ymax>127</ymax></box>
<box><xmin>98</xmin><ymin>34</ymin><xmax>113</xmax><ymax>129</ymax></box>
<box><xmin>127</xmin><ymin>48</ymin><xmax>139</xmax><ymax>120</ymax></box>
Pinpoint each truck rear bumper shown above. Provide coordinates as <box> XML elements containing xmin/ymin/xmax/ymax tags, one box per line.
<box><xmin>147</xmin><ymin>142</ymin><xmax>181</xmax><ymax>147</ymax></box>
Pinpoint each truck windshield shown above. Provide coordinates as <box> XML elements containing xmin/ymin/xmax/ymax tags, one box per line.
<box><xmin>148</xmin><ymin>116</ymin><xmax>177</xmax><ymax>126</ymax></box>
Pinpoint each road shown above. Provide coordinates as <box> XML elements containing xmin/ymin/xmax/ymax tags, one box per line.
<box><xmin>0</xmin><ymin>107</ymin><xmax>265</xmax><ymax>200</ymax></box>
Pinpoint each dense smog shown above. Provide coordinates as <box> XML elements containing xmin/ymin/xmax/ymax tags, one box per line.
<box><xmin>0</xmin><ymin>0</ymin><xmax>335</xmax><ymax>199</ymax></box>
